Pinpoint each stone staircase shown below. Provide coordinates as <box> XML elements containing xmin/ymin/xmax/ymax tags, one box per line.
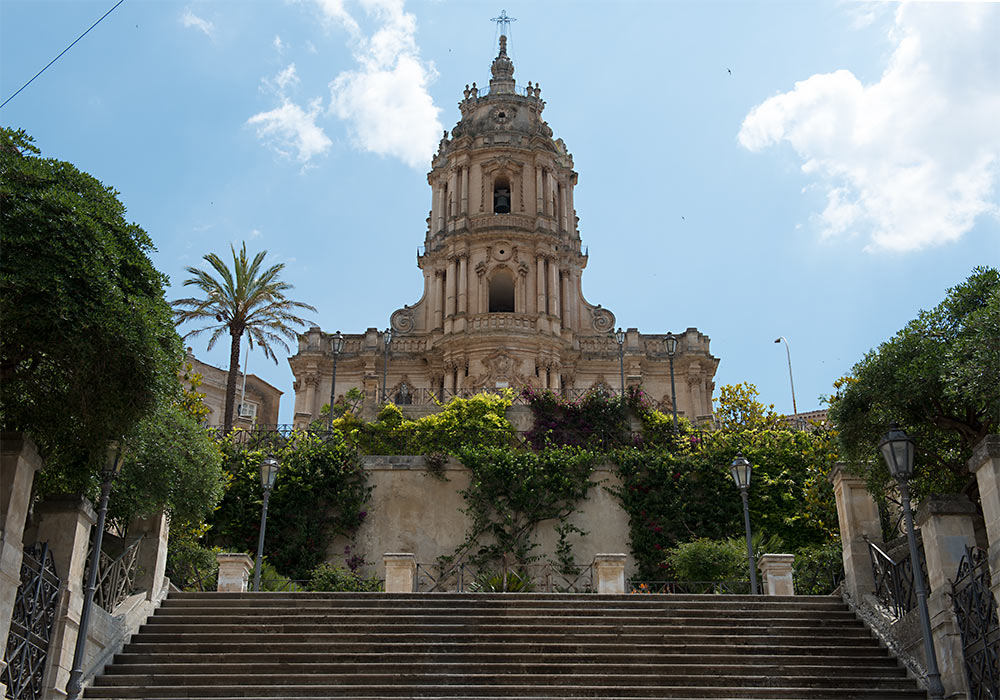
<box><xmin>84</xmin><ymin>592</ymin><xmax>927</xmax><ymax>699</ymax></box>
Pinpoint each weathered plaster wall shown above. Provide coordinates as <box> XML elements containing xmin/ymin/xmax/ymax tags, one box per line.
<box><xmin>332</xmin><ymin>456</ymin><xmax>634</xmax><ymax>580</ymax></box>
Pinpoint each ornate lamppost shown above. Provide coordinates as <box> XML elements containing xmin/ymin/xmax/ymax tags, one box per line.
<box><xmin>879</xmin><ymin>424</ymin><xmax>945</xmax><ymax>700</ymax></box>
<box><xmin>614</xmin><ymin>328</ymin><xmax>625</xmax><ymax>397</ymax></box>
<box><xmin>664</xmin><ymin>332</ymin><xmax>679</xmax><ymax>437</ymax></box>
<box><xmin>774</xmin><ymin>337</ymin><xmax>800</xmax><ymax>428</ymax></box>
<box><xmin>381</xmin><ymin>327</ymin><xmax>392</xmax><ymax>404</ymax></box>
<box><xmin>253</xmin><ymin>456</ymin><xmax>281</xmax><ymax>592</ymax></box>
<box><xmin>327</xmin><ymin>331</ymin><xmax>344</xmax><ymax>432</ymax></box>
<box><xmin>730</xmin><ymin>453</ymin><xmax>759</xmax><ymax>595</ymax></box>
<box><xmin>66</xmin><ymin>442</ymin><xmax>124</xmax><ymax>700</ymax></box>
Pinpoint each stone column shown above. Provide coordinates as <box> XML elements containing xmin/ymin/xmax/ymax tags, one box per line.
<box><xmin>303</xmin><ymin>374</ymin><xmax>318</xmax><ymax>419</ymax></box>
<box><xmin>535</xmin><ymin>255</ymin><xmax>546</xmax><ymax>315</ymax></box>
<box><xmin>593</xmin><ymin>554</ymin><xmax>626</xmax><ymax>594</ymax></box>
<box><xmin>0</xmin><ymin>433</ymin><xmax>45</xmax><ymax>697</ymax></box>
<box><xmin>559</xmin><ymin>182</ymin><xmax>568</xmax><ymax>231</ymax></box>
<box><xmin>443</xmin><ymin>363</ymin><xmax>455</xmax><ymax>394</ymax></box>
<box><xmin>216</xmin><ymin>553</ymin><xmax>253</xmax><ymax>592</ymax></box>
<box><xmin>445</xmin><ymin>257</ymin><xmax>457</xmax><ymax>319</ymax></box>
<box><xmin>758</xmin><ymin>554</ymin><xmax>795</xmax><ymax>596</ymax></box>
<box><xmin>547</xmin><ymin>171</ymin><xmax>558</xmax><ymax>218</ymax></box>
<box><xmin>384</xmin><ymin>553</ymin><xmax>416</xmax><ymax>593</ymax></box>
<box><xmin>548</xmin><ymin>259</ymin><xmax>560</xmax><ymax>321</ymax></box>
<box><xmin>916</xmin><ymin>494</ymin><xmax>978</xmax><ymax>699</ymax></box>
<box><xmin>34</xmin><ymin>495</ymin><xmax>97</xmax><ymax>700</ymax></box>
<box><xmin>433</xmin><ymin>270</ymin><xmax>444</xmax><ymax>330</ymax></box>
<box><xmin>535</xmin><ymin>166</ymin><xmax>544</xmax><ymax>214</ymax></box>
<box><xmin>969</xmin><ymin>435</ymin><xmax>1000</xmax><ymax>612</ymax></box>
<box><xmin>458</xmin><ymin>254</ymin><xmax>468</xmax><ymax>315</ymax></box>
<box><xmin>830</xmin><ymin>463</ymin><xmax>882</xmax><ymax>604</ymax></box>
<box><xmin>129</xmin><ymin>510</ymin><xmax>169</xmax><ymax>602</ymax></box>
<box><xmin>461</xmin><ymin>166</ymin><xmax>469</xmax><ymax>215</ymax></box>
<box><xmin>433</xmin><ymin>184</ymin><xmax>443</xmax><ymax>232</ymax></box>
<box><xmin>560</xmin><ymin>271</ymin><xmax>571</xmax><ymax>329</ymax></box>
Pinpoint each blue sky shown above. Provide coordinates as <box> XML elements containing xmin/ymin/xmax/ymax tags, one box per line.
<box><xmin>2</xmin><ymin>1</ymin><xmax>997</xmax><ymax>424</ymax></box>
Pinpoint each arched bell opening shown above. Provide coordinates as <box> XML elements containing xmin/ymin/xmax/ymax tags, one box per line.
<box><xmin>493</xmin><ymin>175</ymin><xmax>511</xmax><ymax>214</ymax></box>
<box><xmin>488</xmin><ymin>269</ymin><xmax>515</xmax><ymax>313</ymax></box>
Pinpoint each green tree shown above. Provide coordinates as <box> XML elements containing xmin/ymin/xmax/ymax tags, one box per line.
<box><xmin>173</xmin><ymin>243</ymin><xmax>316</xmax><ymax>432</ymax></box>
<box><xmin>828</xmin><ymin>267</ymin><xmax>999</xmax><ymax>499</ymax></box>
<box><xmin>1</xmin><ymin>128</ymin><xmax>180</xmax><ymax>478</ymax></box>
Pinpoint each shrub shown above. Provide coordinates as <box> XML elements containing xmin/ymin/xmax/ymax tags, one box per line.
<box><xmin>308</xmin><ymin>563</ymin><xmax>382</xmax><ymax>592</ymax></box>
<box><xmin>665</xmin><ymin>538</ymin><xmax>747</xmax><ymax>582</ymax></box>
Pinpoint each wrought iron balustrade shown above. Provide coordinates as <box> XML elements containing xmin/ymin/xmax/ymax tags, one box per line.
<box><xmin>87</xmin><ymin>534</ymin><xmax>144</xmax><ymax>612</ymax></box>
<box><xmin>951</xmin><ymin>546</ymin><xmax>1000</xmax><ymax>698</ymax></box>
<box><xmin>415</xmin><ymin>560</ymin><xmax>594</xmax><ymax>593</ymax></box>
<box><xmin>866</xmin><ymin>536</ymin><xmax>928</xmax><ymax>618</ymax></box>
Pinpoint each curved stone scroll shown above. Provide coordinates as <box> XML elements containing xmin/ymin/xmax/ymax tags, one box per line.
<box><xmin>390</xmin><ymin>307</ymin><xmax>414</xmax><ymax>334</ymax></box>
<box><xmin>591</xmin><ymin>306</ymin><xmax>616</xmax><ymax>333</ymax></box>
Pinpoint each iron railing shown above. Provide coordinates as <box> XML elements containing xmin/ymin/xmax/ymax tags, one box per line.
<box><xmin>951</xmin><ymin>546</ymin><xmax>1000</xmax><ymax>698</ymax></box>
<box><xmin>866</xmin><ymin>536</ymin><xmax>928</xmax><ymax>618</ymax></box>
<box><xmin>88</xmin><ymin>534</ymin><xmax>144</xmax><ymax>613</ymax></box>
<box><xmin>627</xmin><ymin>580</ymin><xmax>752</xmax><ymax>595</ymax></box>
<box><xmin>2</xmin><ymin>543</ymin><xmax>61</xmax><ymax>700</ymax></box>
<box><xmin>415</xmin><ymin>560</ymin><xmax>594</xmax><ymax>593</ymax></box>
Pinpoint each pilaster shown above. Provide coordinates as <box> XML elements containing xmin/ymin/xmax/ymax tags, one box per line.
<box><xmin>758</xmin><ymin>554</ymin><xmax>795</xmax><ymax>596</ymax></box>
<box><xmin>216</xmin><ymin>553</ymin><xmax>253</xmax><ymax>592</ymax></box>
<box><xmin>129</xmin><ymin>510</ymin><xmax>169</xmax><ymax>601</ymax></box>
<box><xmin>384</xmin><ymin>553</ymin><xmax>416</xmax><ymax>593</ymax></box>
<box><xmin>969</xmin><ymin>435</ymin><xmax>1000</xmax><ymax>615</ymax></box>
<box><xmin>593</xmin><ymin>553</ymin><xmax>626</xmax><ymax>595</ymax></box>
<box><xmin>830</xmin><ymin>463</ymin><xmax>882</xmax><ymax>603</ymax></box>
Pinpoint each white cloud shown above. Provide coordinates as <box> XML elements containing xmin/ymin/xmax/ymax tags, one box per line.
<box><xmin>248</xmin><ymin>97</ymin><xmax>332</xmax><ymax>163</ymax></box>
<box><xmin>322</xmin><ymin>0</ymin><xmax>442</xmax><ymax>169</ymax></box>
<box><xmin>274</xmin><ymin>35</ymin><xmax>285</xmax><ymax>53</ymax></box>
<box><xmin>181</xmin><ymin>8</ymin><xmax>214</xmax><ymax>38</ymax></box>
<box><xmin>738</xmin><ymin>3</ymin><xmax>1000</xmax><ymax>253</ymax></box>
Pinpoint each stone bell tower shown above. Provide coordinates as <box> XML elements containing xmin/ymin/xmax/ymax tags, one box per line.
<box><xmin>288</xmin><ymin>36</ymin><xmax>719</xmax><ymax>424</ymax></box>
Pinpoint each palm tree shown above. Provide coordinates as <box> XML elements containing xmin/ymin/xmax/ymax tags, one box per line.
<box><xmin>173</xmin><ymin>242</ymin><xmax>316</xmax><ymax>432</ymax></box>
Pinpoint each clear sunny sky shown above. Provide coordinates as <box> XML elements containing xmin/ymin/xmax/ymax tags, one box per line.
<box><xmin>2</xmin><ymin>0</ymin><xmax>997</xmax><ymax>424</ymax></box>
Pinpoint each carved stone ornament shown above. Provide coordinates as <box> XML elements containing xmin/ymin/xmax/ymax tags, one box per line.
<box><xmin>469</xmin><ymin>348</ymin><xmax>529</xmax><ymax>390</ymax></box>
<box><xmin>491</xmin><ymin>242</ymin><xmax>513</xmax><ymax>261</ymax></box>
<box><xmin>592</xmin><ymin>305</ymin><xmax>616</xmax><ymax>333</ymax></box>
<box><xmin>475</xmin><ymin>261</ymin><xmax>488</xmax><ymax>278</ymax></box>
<box><xmin>390</xmin><ymin>307</ymin><xmax>414</xmax><ymax>334</ymax></box>
<box><xmin>491</xmin><ymin>105</ymin><xmax>516</xmax><ymax>124</ymax></box>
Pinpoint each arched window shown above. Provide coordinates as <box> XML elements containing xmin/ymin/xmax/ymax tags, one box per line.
<box><xmin>493</xmin><ymin>175</ymin><xmax>511</xmax><ymax>214</ymax></box>
<box><xmin>488</xmin><ymin>269</ymin><xmax>515</xmax><ymax>313</ymax></box>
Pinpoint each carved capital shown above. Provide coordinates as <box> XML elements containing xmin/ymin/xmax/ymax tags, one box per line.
<box><xmin>517</xmin><ymin>262</ymin><xmax>530</xmax><ymax>277</ymax></box>
<box><xmin>475</xmin><ymin>261</ymin><xmax>488</xmax><ymax>278</ymax></box>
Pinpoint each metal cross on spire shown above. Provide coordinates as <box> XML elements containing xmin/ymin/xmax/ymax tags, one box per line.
<box><xmin>491</xmin><ymin>9</ymin><xmax>516</xmax><ymax>36</ymax></box>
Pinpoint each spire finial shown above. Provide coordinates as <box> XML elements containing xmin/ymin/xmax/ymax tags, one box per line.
<box><xmin>491</xmin><ymin>9</ymin><xmax>516</xmax><ymax>38</ymax></box>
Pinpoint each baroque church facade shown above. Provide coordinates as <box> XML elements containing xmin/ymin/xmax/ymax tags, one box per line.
<box><xmin>289</xmin><ymin>37</ymin><xmax>719</xmax><ymax>425</ymax></box>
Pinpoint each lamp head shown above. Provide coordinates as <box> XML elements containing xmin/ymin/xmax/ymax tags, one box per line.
<box><xmin>383</xmin><ymin>328</ymin><xmax>392</xmax><ymax>349</ymax></box>
<box><xmin>879</xmin><ymin>422</ymin><xmax>915</xmax><ymax>481</ymax></box>
<box><xmin>259</xmin><ymin>456</ymin><xmax>280</xmax><ymax>492</ymax></box>
<box><xmin>614</xmin><ymin>328</ymin><xmax>625</xmax><ymax>346</ymax></box>
<box><xmin>730</xmin><ymin>453</ymin><xmax>752</xmax><ymax>490</ymax></box>
<box><xmin>332</xmin><ymin>330</ymin><xmax>344</xmax><ymax>355</ymax></box>
<box><xmin>103</xmin><ymin>441</ymin><xmax>125</xmax><ymax>480</ymax></box>
<box><xmin>664</xmin><ymin>332</ymin><xmax>678</xmax><ymax>357</ymax></box>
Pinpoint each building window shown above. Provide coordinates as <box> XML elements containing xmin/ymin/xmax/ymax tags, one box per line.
<box><xmin>488</xmin><ymin>269</ymin><xmax>515</xmax><ymax>312</ymax></box>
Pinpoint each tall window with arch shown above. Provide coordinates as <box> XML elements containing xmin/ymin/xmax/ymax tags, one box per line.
<box><xmin>488</xmin><ymin>268</ymin><xmax>515</xmax><ymax>313</ymax></box>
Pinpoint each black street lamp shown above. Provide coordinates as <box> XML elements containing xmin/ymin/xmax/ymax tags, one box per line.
<box><xmin>327</xmin><ymin>331</ymin><xmax>344</xmax><ymax>432</ymax></box>
<box><xmin>381</xmin><ymin>327</ymin><xmax>392</xmax><ymax>404</ymax></box>
<box><xmin>879</xmin><ymin>424</ymin><xmax>945</xmax><ymax>700</ymax></box>
<box><xmin>66</xmin><ymin>442</ymin><xmax>124</xmax><ymax>700</ymax></box>
<box><xmin>664</xmin><ymin>332</ymin><xmax>679</xmax><ymax>437</ymax></box>
<box><xmin>614</xmin><ymin>328</ymin><xmax>625</xmax><ymax>397</ymax></box>
<box><xmin>774</xmin><ymin>337</ymin><xmax>800</xmax><ymax>427</ymax></box>
<box><xmin>253</xmin><ymin>456</ymin><xmax>281</xmax><ymax>592</ymax></box>
<box><xmin>730</xmin><ymin>453</ymin><xmax>759</xmax><ymax>595</ymax></box>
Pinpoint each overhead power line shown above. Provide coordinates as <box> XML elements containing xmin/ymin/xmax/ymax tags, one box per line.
<box><xmin>1</xmin><ymin>0</ymin><xmax>126</xmax><ymax>110</ymax></box>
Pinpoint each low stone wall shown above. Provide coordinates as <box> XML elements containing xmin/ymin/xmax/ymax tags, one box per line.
<box><xmin>334</xmin><ymin>456</ymin><xmax>634</xmax><ymax>580</ymax></box>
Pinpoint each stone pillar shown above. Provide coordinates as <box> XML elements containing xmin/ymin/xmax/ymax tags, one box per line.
<box><xmin>830</xmin><ymin>463</ymin><xmax>882</xmax><ymax>604</ymax></box>
<box><xmin>384</xmin><ymin>553</ymin><xmax>416</xmax><ymax>593</ymax></box>
<box><xmin>758</xmin><ymin>554</ymin><xmax>795</xmax><ymax>596</ymax></box>
<box><xmin>916</xmin><ymin>494</ymin><xmax>978</xmax><ymax>699</ymax></box>
<box><xmin>535</xmin><ymin>255</ymin><xmax>546</xmax><ymax>315</ymax></box>
<box><xmin>535</xmin><ymin>166</ymin><xmax>544</xmax><ymax>214</ymax></box>
<box><xmin>433</xmin><ymin>270</ymin><xmax>444</xmax><ymax>330</ymax></box>
<box><xmin>461</xmin><ymin>166</ymin><xmax>469</xmax><ymax>215</ymax></box>
<box><xmin>34</xmin><ymin>495</ymin><xmax>97</xmax><ymax>700</ymax></box>
<box><xmin>445</xmin><ymin>257</ymin><xmax>457</xmax><ymax>319</ymax></box>
<box><xmin>216</xmin><ymin>553</ymin><xmax>253</xmax><ymax>592</ymax></box>
<box><xmin>458</xmin><ymin>254</ymin><xmax>468</xmax><ymax>315</ymax></box>
<box><xmin>129</xmin><ymin>510</ymin><xmax>169</xmax><ymax>601</ymax></box>
<box><xmin>593</xmin><ymin>554</ymin><xmax>626</xmax><ymax>594</ymax></box>
<box><xmin>433</xmin><ymin>184</ymin><xmax>443</xmax><ymax>232</ymax></box>
<box><xmin>548</xmin><ymin>259</ymin><xmax>560</xmax><ymax>321</ymax></box>
<box><xmin>0</xmin><ymin>433</ymin><xmax>44</xmax><ymax>696</ymax></box>
<box><xmin>559</xmin><ymin>182</ymin><xmax>568</xmax><ymax>230</ymax></box>
<box><xmin>969</xmin><ymin>435</ymin><xmax>1000</xmax><ymax>612</ymax></box>
<box><xmin>560</xmin><ymin>271</ymin><xmax>570</xmax><ymax>329</ymax></box>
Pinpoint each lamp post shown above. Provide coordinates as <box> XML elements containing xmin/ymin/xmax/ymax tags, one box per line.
<box><xmin>327</xmin><ymin>331</ymin><xmax>344</xmax><ymax>432</ymax></box>
<box><xmin>614</xmin><ymin>328</ymin><xmax>625</xmax><ymax>397</ymax></box>
<box><xmin>730</xmin><ymin>453</ymin><xmax>759</xmax><ymax>595</ymax></box>
<box><xmin>774</xmin><ymin>337</ymin><xmax>799</xmax><ymax>427</ymax></box>
<box><xmin>879</xmin><ymin>424</ymin><xmax>945</xmax><ymax>700</ymax></box>
<box><xmin>66</xmin><ymin>442</ymin><xmax>124</xmax><ymax>700</ymax></box>
<box><xmin>253</xmin><ymin>456</ymin><xmax>281</xmax><ymax>592</ymax></box>
<box><xmin>664</xmin><ymin>332</ymin><xmax>679</xmax><ymax>437</ymax></box>
<box><xmin>381</xmin><ymin>327</ymin><xmax>392</xmax><ymax>404</ymax></box>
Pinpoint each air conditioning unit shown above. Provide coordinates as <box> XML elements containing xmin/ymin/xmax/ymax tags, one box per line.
<box><xmin>237</xmin><ymin>403</ymin><xmax>257</xmax><ymax>420</ymax></box>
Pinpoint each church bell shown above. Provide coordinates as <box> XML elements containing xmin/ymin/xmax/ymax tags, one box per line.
<box><xmin>493</xmin><ymin>188</ymin><xmax>511</xmax><ymax>214</ymax></box>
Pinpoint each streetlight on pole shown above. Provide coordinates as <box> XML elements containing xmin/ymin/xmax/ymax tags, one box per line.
<box><xmin>253</xmin><ymin>456</ymin><xmax>281</xmax><ymax>592</ymax></box>
<box><xmin>614</xmin><ymin>328</ymin><xmax>625</xmax><ymax>397</ymax></box>
<box><xmin>327</xmin><ymin>331</ymin><xmax>344</xmax><ymax>432</ymax></box>
<box><xmin>381</xmin><ymin>327</ymin><xmax>392</xmax><ymax>404</ymax></box>
<box><xmin>774</xmin><ymin>337</ymin><xmax>799</xmax><ymax>427</ymax></box>
<box><xmin>664</xmin><ymin>332</ymin><xmax>679</xmax><ymax>437</ymax></box>
<box><xmin>66</xmin><ymin>442</ymin><xmax>124</xmax><ymax>700</ymax></box>
<box><xmin>879</xmin><ymin>424</ymin><xmax>945</xmax><ymax>700</ymax></box>
<box><xmin>730</xmin><ymin>453</ymin><xmax>759</xmax><ymax>595</ymax></box>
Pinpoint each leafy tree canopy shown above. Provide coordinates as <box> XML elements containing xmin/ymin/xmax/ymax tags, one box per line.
<box><xmin>828</xmin><ymin>266</ymin><xmax>999</xmax><ymax>499</ymax></box>
<box><xmin>1</xmin><ymin>128</ymin><xmax>181</xmax><ymax>476</ymax></box>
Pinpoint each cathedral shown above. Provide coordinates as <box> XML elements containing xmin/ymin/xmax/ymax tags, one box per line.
<box><xmin>289</xmin><ymin>36</ymin><xmax>719</xmax><ymax>425</ymax></box>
